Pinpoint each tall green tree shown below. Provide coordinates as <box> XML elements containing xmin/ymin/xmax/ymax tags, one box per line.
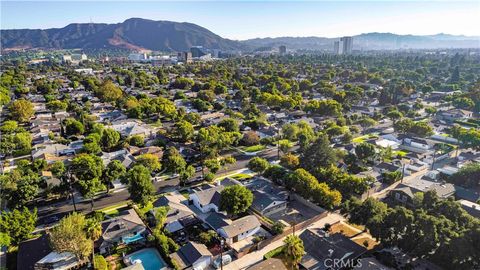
<box><xmin>0</xmin><ymin>207</ymin><xmax>37</xmax><ymax>246</ymax></box>
<box><xmin>219</xmin><ymin>185</ymin><xmax>253</xmax><ymax>216</ymax></box>
<box><xmin>49</xmin><ymin>213</ymin><xmax>92</xmax><ymax>260</ymax></box>
<box><xmin>126</xmin><ymin>165</ymin><xmax>154</xmax><ymax>206</ymax></box>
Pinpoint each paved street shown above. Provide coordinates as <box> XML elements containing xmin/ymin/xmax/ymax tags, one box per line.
<box><xmin>36</xmin><ymin>146</ymin><xmax>284</xmax><ymax>224</ymax></box>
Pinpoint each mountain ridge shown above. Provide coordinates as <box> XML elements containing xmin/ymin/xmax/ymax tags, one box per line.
<box><xmin>1</xmin><ymin>18</ymin><xmax>479</xmax><ymax>52</ymax></box>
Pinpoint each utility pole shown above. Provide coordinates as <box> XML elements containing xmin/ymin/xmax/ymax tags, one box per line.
<box><xmin>66</xmin><ymin>168</ymin><xmax>77</xmax><ymax>212</ymax></box>
<box><xmin>220</xmin><ymin>238</ymin><xmax>224</xmax><ymax>270</ymax></box>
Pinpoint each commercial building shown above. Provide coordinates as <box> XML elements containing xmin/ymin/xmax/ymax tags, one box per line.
<box><xmin>334</xmin><ymin>36</ymin><xmax>353</xmax><ymax>54</ymax></box>
<box><xmin>190</xmin><ymin>46</ymin><xmax>207</xmax><ymax>58</ymax></box>
<box><xmin>340</xmin><ymin>36</ymin><xmax>353</xmax><ymax>54</ymax></box>
<box><xmin>177</xmin><ymin>51</ymin><xmax>192</xmax><ymax>63</ymax></box>
<box><xmin>279</xmin><ymin>45</ymin><xmax>287</xmax><ymax>55</ymax></box>
<box><xmin>334</xmin><ymin>41</ymin><xmax>340</xmax><ymax>54</ymax></box>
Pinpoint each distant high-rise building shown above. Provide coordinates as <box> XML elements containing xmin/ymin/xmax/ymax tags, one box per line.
<box><xmin>190</xmin><ymin>46</ymin><xmax>206</xmax><ymax>58</ymax></box>
<box><xmin>333</xmin><ymin>41</ymin><xmax>340</xmax><ymax>54</ymax></box>
<box><xmin>279</xmin><ymin>45</ymin><xmax>287</xmax><ymax>55</ymax></box>
<box><xmin>177</xmin><ymin>52</ymin><xmax>192</xmax><ymax>63</ymax></box>
<box><xmin>340</xmin><ymin>36</ymin><xmax>353</xmax><ymax>54</ymax></box>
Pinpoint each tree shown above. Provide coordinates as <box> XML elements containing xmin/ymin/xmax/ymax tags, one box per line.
<box><xmin>199</xmin><ymin>230</ymin><xmax>218</xmax><ymax>246</ymax></box>
<box><xmin>127</xmin><ymin>165</ymin><xmax>154</xmax><ymax>206</ymax></box>
<box><xmin>0</xmin><ymin>207</ymin><xmax>37</xmax><ymax>245</ymax></box>
<box><xmin>10</xmin><ymin>99</ymin><xmax>34</xmax><ymax>122</ymax></box>
<box><xmin>280</xmin><ymin>153</ymin><xmax>300</xmax><ymax>170</ymax></box>
<box><xmin>125</xmin><ymin>135</ymin><xmax>145</xmax><ymax>147</ymax></box>
<box><xmin>153</xmin><ymin>206</ymin><xmax>169</xmax><ymax>231</ymax></box>
<box><xmin>100</xmin><ymin>128</ymin><xmax>120</xmax><ymax>151</ymax></box>
<box><xmin>71</xmin><ymin>154</ymin><xmax>105</xmax><ymax>208</ymax></box>
<box><xmin>102</xmin><ymin>160</ymin><xmax>126</xmax><ymax>192</ymax></box>
<box><xmin>449</xmin><ymin>163</ymin><xmax>480</xmax><ymax>188</ymax></box>
<box><xmin>175</xmin><ymin>120</ymin><xmax>194</xmax><ymax>142</ymax></box>
<box><xmin>278</xmin><ymin>139</ymin><xmax>293</xmax><ymax>154</ymax></box>
<box><xmin>82</xmin><ymin>133</ymin><xmax>102</xmax><ymax>154</ymax></box>
<box><xmin>64</xmin><ymin>118</ymin><xmax>85</xmax><ymax>136</ymax></box>
<box><xmin>46</xmin><ymin>100</ymin><xmax>68</xmax><ymax>112</ymax></box>
<box><xmin>355</xmin><ymin>142</ymin><xmax>376</xmax><ymax>161</ymax></box>
<box><xmin>386</xmin><ymin>110</ymin><xmax>403</xmax><ymax>122</ymax></box>
<box><xmin>136</xmin><ymin>153</ymin><xmax>162</xmax><ymax>172</ymax></box>
<box><xmin>95</xmin><ymin>80</ymin><xmax>123</xmax><ymax>102</ymax></box>
<box><xmin>163</xmin><ymin>147</ymin><xmax>187</xmax><ymax>174</ymax></box>
<box><xmin>94</xmin><ymin>255</ymin><xmax>108</xmax><ymax>270</ymax></box>
<box><xmin>241</xmin><ymin>131</ymin><xmax>260</xmax><ymax>146</ymax></box>
<box><xmin>0</xmin><ymin>120</ymin><xmax>19</xmax><ymax>133</ymax></box>
<box><xmin>49</xmin><ymin>161</ymin><xmax>66</xmax><ymax>178</ymax></box>
<box><xmin>204</xmin><ymin>158</ymin><xmax>221</xmax><ymax>175</ymax></box>
<box><xmin>219</xmin><ymin>185</ymin><xmax>253</xmax><ymax>216</ymax></box>
<box><xmin>300</xmin><ymin>134</ymin><xmax>337</xmax><ymax>172</ymax></box>
<box><xmin>49</xmin><ymin>212</ymin><xmax>92</xmax><ymax>260</ymax></box>
<box><xmin>283</xmin><ymin>235</ymin><xmax>305</xmax><ymax>267</ymax></box>
<box><xmin>218</xmin><ymin>118</ymin><xmax>240</xmax><ymax>132</ymax></box>
<box><xmin>271</xmin><ymin>221</ymin><xmax>286</xmax><ymax>235</ymax></box>
<box><xmin>179</xmin><ymin>165</ymin><xmax>195</xmax><ymax>186</ymax></box>
<box><xmin>248</xmin><ymin>157</ymin><xmax>270</xmax><ymax>173</ymax></box>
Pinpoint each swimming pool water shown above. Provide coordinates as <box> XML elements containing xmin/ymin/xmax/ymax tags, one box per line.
<box><xmin>127</xmin><ymin>248</ymin><xmax>167</xmax><ymax>270</ymax></box>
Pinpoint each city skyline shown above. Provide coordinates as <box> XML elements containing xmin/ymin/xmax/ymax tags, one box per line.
<box><xmin>1</xmin><ymin>1</ymin><xmax>479</xmax><ymax>40</ymax></box>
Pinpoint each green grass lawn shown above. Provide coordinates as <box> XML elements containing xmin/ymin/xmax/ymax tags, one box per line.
<box><xmin>180</xmin><ymin>190</ymin><xmax>190</xmax><ymax>199</ymax></box>
<box><xmin>243</xmin><ymin>144</ymin><xmax>266</xmax><ymax>152</ymax></box>
<box><xmin>137</xmin><ymin>201</ymin><xmax>154</xmax><ymax>217</ymax></box>
<box><xmin>231</xmin><ymin>173</ymin><xmax>253</xmax><ymax>180</ymax></box>
<box><xmin>393</xmin><ymin>150</ymin><xmax>408</xmax><ymax>157</ymax></box>
<box><xmin>352</xmin><ymin>134</ymin><xmax>379</xmax><ymax>143</ymax></box>
<box><xmin>100</xmin><ymin>202</ymin><xmax>130</xmax><ymax>217</ymax></box>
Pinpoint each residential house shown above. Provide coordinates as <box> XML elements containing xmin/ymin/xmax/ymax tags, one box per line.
<box><xmin>436</xmin><ymin>109</ymin><xmax>473</xmax><ymax>122</ymax></box>
<box><xmin>170</xmin><ymin>242</ymin><xmax>212</xmax><ymax>270</ymax></box>
<box><xmin>299</xmin><ymin>228</ymin><xmax>367</xmax><ymax>270</ymax></box>
<box><xmin>31</xmin><ymin>144</ymin><xmax>74</xmax><ymax>164</ymax></box>
<box><xmin>190</xmin><ymin>178</ymin><xmax>241</xmax><ymax>213</ymax></box>
<box><xmin>247</xmin><ymin>258</ymin><xmax>287</xmax><ymax>270</ymax></box>
<box><xmin>17</xmin><ymin>234</ymin><xmax>82</xmax><ymax>270</ymax></box>
<box><xmin>245</xmin><ymin>178</ymin><xmax>288</xmax><ymax>216</ymax></box>
<box><xmin>458</xmin><ymin>199</ymin><xmax>480</xmax><ymax>218</ymax></box>
<box><xmin>218</xmin><ymin>215</ymin><xmax>261</xmax><ymax>245</ymax></box>
<box><xmin>390</xmin><ymin>179</ymin><xmax>455</xmax><ymax>207</ymax></box>
<box><xmin>400</xmin><ymin>136</ymin><xmax>433</xmax><ymax>153</ymax></box>
<box><xmin>97</xmin><ymin>209</ymin><xmax>147</xmax><ymax>254</ymax></box>
<box><xmin>110</xmin><ymin>119</ymin><xmax>157</xmax><ymax>139</ymax></box>
<box><xmin>204</xmin><ymin>212</ymin><xmax>232</xmax><ymax>231</ymax></box>
<box><xmin>34</xmin><ymin>252</ymin><xmax>80</xmax><ymax>270</ymax></box>
<box><xmin>150</xmin><ymin>194</ymin><xmax>197</xmax><ymax>233</ymax></box>
<box><xmin>101</xmin><ymin>149</ymin><xmax>136</xmax><ymax>168</ymax></box>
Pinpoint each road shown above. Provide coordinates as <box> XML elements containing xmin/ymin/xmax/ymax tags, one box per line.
<box><xmin>37</xmin><ymin>146</ymin><xmax>284</xmax><ymax>224</ymax></box>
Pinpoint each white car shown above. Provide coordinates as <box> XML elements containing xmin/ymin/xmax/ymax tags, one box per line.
<box><xmin>213</xmin><ymin>255</ymin><xmax>232</xmax><ymax>269</ymax></box>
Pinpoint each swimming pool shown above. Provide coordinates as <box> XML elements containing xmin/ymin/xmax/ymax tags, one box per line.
<box><xmin>126</xmin><ymin>248</ymin><xmax>167</xmax><ymax>270</ymax></box>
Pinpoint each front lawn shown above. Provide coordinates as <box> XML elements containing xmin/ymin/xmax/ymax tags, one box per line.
<box><xmin>243</xmin><ymin>144</ymin><xmax>266</xmax><ymax>152</ymax></box>
<box><xmin>352</xmin><ymin>134</ymin><xmax>378</xmax><ymax>144</ymax></box>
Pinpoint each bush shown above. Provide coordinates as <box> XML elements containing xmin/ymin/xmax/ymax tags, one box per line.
<box><xmin>264</xmin><ymin>245</ymin><xmax>285</xmax><ymax>259</ymax></box>
<box><xmin>93</xmin><ymin>255</ymin><xmax>108</xmax><ymax>270</ymax></box>
<box><xmin>271</xmin><ymin>221</ymin><xmax>286</xmax><ymax>235</ymax></box>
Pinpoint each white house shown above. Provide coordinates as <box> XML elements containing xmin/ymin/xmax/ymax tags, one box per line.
<box><xmin>218</xmin><ymin>215</ymin><xmax>261</xmax><ymax>244</ymax></box>
<box><xmin>190</xmin><ymin>178</ymin><xmax>241</xmax><ymax>213</ymax></box>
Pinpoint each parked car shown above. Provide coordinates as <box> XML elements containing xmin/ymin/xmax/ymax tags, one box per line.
<box><xmin>213</xmin><ymin>255</ymin><xmax>232</xmax><ymax>269</ymax></box>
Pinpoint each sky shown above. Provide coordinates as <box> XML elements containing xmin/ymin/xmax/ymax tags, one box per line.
<box><xmin>1</xmin><ymin>1</ymin><xmax>479</xmax><ymax>40</ymax></box>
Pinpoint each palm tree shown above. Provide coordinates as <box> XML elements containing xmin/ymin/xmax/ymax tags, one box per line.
<box><xmin>283</xmin><ymin>235</ymin><xmax>305</xmax><ymax>269</ymax></box>
<box><xmin>85</xmin><ymin>218</ymin><xmax>102</xmax><ymax>269</ymax></box>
